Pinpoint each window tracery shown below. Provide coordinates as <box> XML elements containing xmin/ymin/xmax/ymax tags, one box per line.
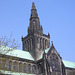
<box><xmin>50</xmin><ymin>53</ymin><xmax>61</xmax><ymax>75</ymax></box>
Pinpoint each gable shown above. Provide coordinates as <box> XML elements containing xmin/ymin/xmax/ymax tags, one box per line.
<box><xmin>45</xmin><ymin>46</ymin><xmax>75</xmax><ymax>69</ymax></box>
<box><xmin>47</xmin><ymin>45</ymin><xmax>61</xmax><ymax>61</ymax></box>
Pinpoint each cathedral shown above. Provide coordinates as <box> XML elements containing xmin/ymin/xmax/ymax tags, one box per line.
<box><xmin>0</xmin><ymin>2</ymin><xmax>75</xmax><ymax>75</ymax></box>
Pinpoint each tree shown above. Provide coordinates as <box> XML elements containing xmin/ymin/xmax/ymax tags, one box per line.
<box><xmin>0</xmin><ymin>33</ymin><xmax>20</xmax><ymax>54</ymax></box>
<box><xmin>0</xmin><ymin>34</ymin><xmax>21</xmax><ymax>73</ymax></box>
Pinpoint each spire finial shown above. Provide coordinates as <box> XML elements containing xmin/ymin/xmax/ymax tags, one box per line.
<box><xmin>51</xmin><ymin>41</ymin><xmax>53</xmax><ymax>46</ymax></box>
<box><xmin>32</xmin><ymin>1</ymin><xmax>36</xmax><ymax>10</ymax></box>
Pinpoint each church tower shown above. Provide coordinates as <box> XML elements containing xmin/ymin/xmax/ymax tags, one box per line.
<box><xmin>22</xmin><ymin>2</ymin><xmax>50</xmax><ymax>61</ymax></box>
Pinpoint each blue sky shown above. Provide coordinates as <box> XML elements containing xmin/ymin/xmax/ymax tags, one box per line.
<box><xmin>0</xmin><ymin>0</ymin><xmax>75</xmax><ymax>62</ymax></box>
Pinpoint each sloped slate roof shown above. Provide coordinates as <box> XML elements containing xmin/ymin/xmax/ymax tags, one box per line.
<box><xmin>0</xmin><ymin>46</ymin><xmax>34</xmax><ymax>61</ymax></box>
<box><xmin>0</xmin><ymin>70</ymin><xmax>36</xmax><ymax>75</ymax></box>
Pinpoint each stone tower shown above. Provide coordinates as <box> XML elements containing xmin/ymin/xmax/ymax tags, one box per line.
<box><xmin>22</xmin><ymin>2</ymin><xmax>50</xmax><ymax>61</ymax></box>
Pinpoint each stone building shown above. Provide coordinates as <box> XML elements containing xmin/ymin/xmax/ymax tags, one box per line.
<box><xmin>0</xmin><ymin>2</ymin><xmax>75</xmax><ymax>75</ymax></box>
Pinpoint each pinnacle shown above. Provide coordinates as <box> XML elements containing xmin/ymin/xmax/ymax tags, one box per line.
<box><xmin>32</xmin><ymin>2</ymin><xmax>36</xmax><ymax>10</ymax></box>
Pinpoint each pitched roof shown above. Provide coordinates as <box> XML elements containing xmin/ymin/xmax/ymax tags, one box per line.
<box><xmin>0</xmin><ymin>46</ymin><xmax>34</xmax><ymax>61</ymax></box>
<box><xmin>45</xmin><ymin>47</ymin><xmax>50</xmax><ymax>53</ymax></box>
<box><xmin>39</xmin><ymin>47</ymin><xmax>50</xmax><ymax>59</ymax></box>
<box><xmin>63</xmin><ymin>60</ymin><xmax>75</xmax><ymax>69</ymax></box>
<box><xmin>0</xmin><ymin>46</ymin><xmax>75</xmax><ymax>69</ymax></box>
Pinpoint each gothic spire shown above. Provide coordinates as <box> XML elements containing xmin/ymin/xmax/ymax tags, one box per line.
<box><xmin>30</xmin><ymin>2</ymin><xmax>38</xmax><ymax>20</ymax></box>
<box><xmin>28</xmin><ymin>2</ymin><xmax>43</xmax><ymax>34</ymax></box>
<box><xmin>32</xmin><ymin>2</ymin><xmax>36</xmax><ymax>10</ymax></box>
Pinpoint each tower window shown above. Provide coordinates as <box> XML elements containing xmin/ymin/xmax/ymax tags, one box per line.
<box><xmin>33</xmin><ymin>20</ymin><xmax>35</xmax><ymax>23</ymax></box>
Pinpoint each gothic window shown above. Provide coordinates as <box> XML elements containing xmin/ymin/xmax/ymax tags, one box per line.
<box><xmin>25</xmin><ymin>63</ymin><xmax>28</xmax><ymax>73</ymax></box>
<box><xmin>50</xmin><ymin>53</ymin><xmax>61</xmax><ymax>74</ymax></box>
<box><xmin>40</xmin><ymin>38</ymin><xmax>42</xmax><ymax>49</ymax></box>
<box><xmin>9</xmin><ymin>61</ymin><xmax>12</xmax><ymax>71</ymax></box>
<box><xmin>5</xmin><ymin>59</ymin><xmax>9</xmax><ymax>70</ymax></box>
<box><xmin>38</xmin><ymin>64</ymin><xmax>42</xmax><ymax>73</ymax></box>
<box><xmin>30</xmin><ymin>40</ymin><xmax>31</xmax><ymax>50</ymax></box>
<box><xmin>0</xmin><ymin>58</ymin><xmax>2</xmax><ymax>69</ymax></box>
<box><xmin>30</xmin><ymin>39</ymin><xmax>32</xmax><ymax>50</ymax></box>
<box><xmin>25</xmin><ymin>41</ymin><xmax>27</xmax><ymax>50</ymax></box>
<box><xmin>45</xmin><ymin>40</ymin><xmax>48</xmax><ymax>49</ymax></box>
<box><xmin>45</xmin><ymin>40</ymin><xmax>46</xmax><ymax>49</ymax></box>
<box><xmin>28</xmin><ymin>40</ymin><xmax>30</xmax><ymax>51</ymax></box>
<box><xmin>19</xmin><ymin>62</ymin><xmax>23</xmax><ymax>72</ymax></box>
<box><xmin>33</xmin><ymin>20</ymin><xmax>35</xmax><ymax>23</ymax></box>
<box><xmin>27</xmin><ymin>41</ymin><xmax>28</xmax><ymax>51</ymax></box>
<box><xmin>32</xmin><ymin>65</ymin><xmax>36</xmax><ymax>74</ymax></box>
<box><xmin>28</xmin><ymin>64</ymin><xmax>31</xmax><ymax>73</ymax></box>
<box><xmin>23</xmin><ymin>63</ymin><xmax>26</xmax><ymax>73</ymax></box>
<box><xmin>37</xmin><ymin>37</ymin><xmax>40</xmax><ymax>49</ymax></box>
<box><xmin>28</xmin><ymin>40</ymin><xmax>29</xmax><ymax>51</ymax></box>
<box><xmin>26</xmin><ymin>41</ymin><xmax>28</xmax><ymax>50</ymax></box>
<box><xmin>13</xmin><ymin>62</ymin><xmax>18</xmax><ymax>72</ymax></box>
<box><xmin>24</xmin><ymin>41</ymin><xmax>26</xmax><ymax>50</ymax></box>
<box><xmin>43</xmin><ymin>39</ymin><xmax>45</xmax><ymax>50</ymax></box>
<box><xmin>2</xmin><ymin>59</ymin><xmax>5</xmax><ymax>69</ymax></box>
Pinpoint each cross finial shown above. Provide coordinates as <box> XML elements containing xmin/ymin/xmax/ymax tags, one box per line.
<box><xmin>51</xmin><ymin>41</ymin><xmax>53</xmax><ymax>46</ymax></box>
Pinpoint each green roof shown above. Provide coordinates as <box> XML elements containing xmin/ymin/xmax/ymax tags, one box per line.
<box><xmin>0</xmin><ymin>46</ymin><xmax>75</xmax><ymax>69</ymax></box>
<box><xmin>63</xmin><ymin>60</ymin><xmax>75</xmax><ymax>69</ymax></box>
<box><xmin>0</xmin><ymin>46</ymin><xmax>34</xmax><ymax>61</ymax></box>
<box><xmin>45</xmin><ymin>47</ymin><xmax>50</xmax><ymax>53</ymax></box>
<box><xmin>0</xmin><ymin>70</ymin><xmax>36</xmax><ymax>75</ymax></box>
<box><xmin>39</xmin><ymin>47</ymin><xmax>50</xmax><ymax>59</ymax></box>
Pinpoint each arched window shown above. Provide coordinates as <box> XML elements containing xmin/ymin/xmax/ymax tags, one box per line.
<box><xmin>45</xmin><ymin>40</ymin><xmax>48</xmax><ymax>49</ymax></box>
<box><xmin>9</xmin><ymin>61</ymin><xmax>11</xmax><ymax>70</ymax></box>
<box><xmin>32</xmin><ymin>65</ymin><xmax>36</xmax><ymax>74</ymax></box>
<box><xmin>40</xmin><ymin>38</ymin><xmax>42</xmax><ymax>49</ymax></box>
<box><xmin>43</xmin><ymin>39</ymin><xmax>45</xmax><ymax>50</ymax></box>
<box><xmin>25</xmin><ymin>41</ymin><xmax>27</xmax><ymax>50</ymax></box>
<box><xmin>5</xmin><ymin>59</ymin><xmax>9</xmax><ymax>70</ymax></box>
<box><xmin>28</xmin><ymin>64</ymin><xmax>31</xmax><ymax>73</ymax></box>
<box><xmin>26</xmin><ymin>41</ymin><xmax>28</xmax><ymax>51</ymax></box>
<box><xmin>23</xmin><ymin>63</ymin><xmax>26</xmax><ymax>73</ymax></box>
<box><xmin>2</xmin><ymin>58</ymin><xmax>6</xmax><ymax>70</ymax></box>
<box><xmin>30</xmin><ymin>39</ymin><xmax>32</xmax><ymax>50</ymax></box>
<box><xmin>37</xmin><ymin>37</ymin><xmax>40</xmax><ymax>49</ymax></box>
<box><xmin>24</xmin><ymin>63</ymin><xmax>28</xmax><ymax>73</ymax></box>
<box><xmin>24</xmin><ymin>41</ymin><xmax>26</xmax><ymax>50</ymax></box>
<box><xmin>29</xmin><ymin>40</ymin><xmax>31</xmax><ymax>51</ymax></box>
<box><xmin>28</xmin><ymin>40</ymin><xmax>29</xmax><ymax>51</ymax></box>
<box><xmin>0</xmin><ymin>58</ymin><xmax>2</xmax><ymax>69</ymax></box>
<box><xmin>38</xmin><ymin>64</ymin><xmax>42</xmax><ymax>73</ymax></box>
<box><xmin>50</xmin><ymin>53</ymin><xmax>61</xmax><ymax>74</ymax></box>
<box><xmin>19</xmin><ymin>62</ymin><xmax>23</xmax><ymax>72</ymax></box>
<box><xmin>13</xmin><ymin>62</ymin><xmax>18</xmax><ymax>72</ymax></box>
